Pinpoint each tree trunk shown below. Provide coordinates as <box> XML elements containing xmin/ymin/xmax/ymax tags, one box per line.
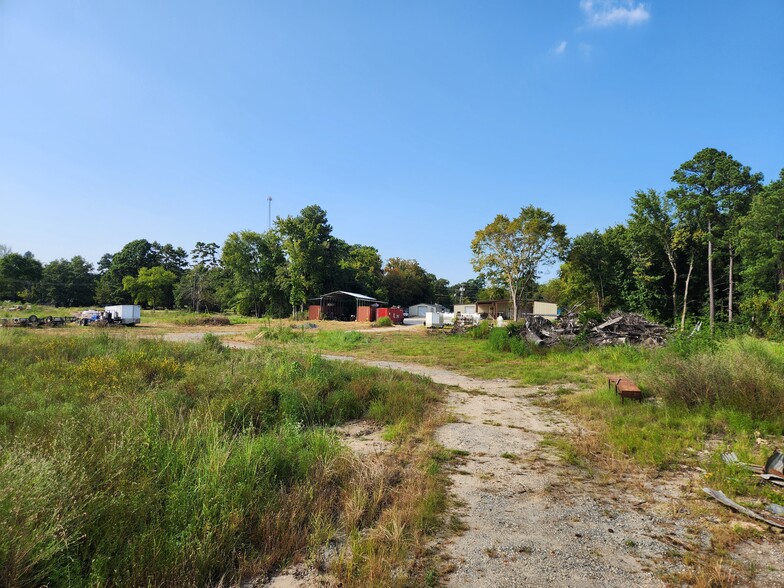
<box><xmin>707</xmin><ymin>219</ymin><xmax>715</xmax><ymax>334</ymax></box>
<box><xmin>667</xmin><ymin>253</ymin><xmax>678</xmax><ymax>325</ymax></box>
<box><xmin>778</xmin><ymin>228</ymin><xmax>784</xmax><ymax>295</ymax></box>
<box><xmin>681</xmin><ymin>252</ymin><xmax>695</xmax><ymax>331</ymax></box>
<box><xmin>728</xmin><ymin>243</ymin><xmax>734</xmax><ymax>323</ymax></box>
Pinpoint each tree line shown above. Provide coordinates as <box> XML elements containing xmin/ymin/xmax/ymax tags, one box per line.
<box><xmin>3</xmin><ymin>147</ymin><xmax>782</xmax><ymax>333</ymax></box>
<box><xmin>471</xmin><ymin>148</ymin><xmax>784</xmax><ymax>336</ymax></box>
<box><xmin>0</xmin><ymin>205</ymin><xmax>456</xmax><ymax>316</ymax></box>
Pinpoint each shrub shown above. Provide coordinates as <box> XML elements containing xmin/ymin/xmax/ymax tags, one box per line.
<box><xmin>201</xmin><ymin>332</ymin><xmax>225</xmax><ymax>353</ymax></box>
<box><xmin>487</xmin><ymin>327</ymin><xmax>510</xmax><ymax>352</ymax></box>
<box><xmin>509</xmin><ymin>336</ymin><xmax>534</xmax><ymax>357</ymax></box>
<box><xmin>374</xmin><ymin>316</ymin><xmax>393</xmax><ymax>327</ymax></box>
<box><xmin>650</xmin><ymin>337</ymin><xmax>784</xmax><ymax>425</ymax></box>
<box><xmin>467</xmin><ymin>320</ymin><xmax>492</xmax><ymax>339</ymax></box>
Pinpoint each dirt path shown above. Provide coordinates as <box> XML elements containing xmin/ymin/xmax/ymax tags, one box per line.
<box><xmin>322</xmin><ymin>356</ymin><xmax>675</xmax><ymax>587</ymax></box>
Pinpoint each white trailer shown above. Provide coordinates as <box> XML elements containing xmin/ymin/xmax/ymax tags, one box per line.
<box><xmin>104</xmin><ymin>305</ymin><xmax>141</xmax><ymax>326</ymax></box>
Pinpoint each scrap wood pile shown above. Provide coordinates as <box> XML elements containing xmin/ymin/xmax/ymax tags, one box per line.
<box><xmin>508</xmin><ymin>310</ymin><xmax>670</xmax><ymax>347</ymax></box>
<box><xmin>704</xmin><ymin>449</ymin><xmax>784</xmax><ymax>531</ymax></box>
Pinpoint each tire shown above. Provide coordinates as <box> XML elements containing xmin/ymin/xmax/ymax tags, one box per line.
<box><xmin>28</xmin><ymin>315</ymin><xmax>38</xmax><ymax>323</ymax></box>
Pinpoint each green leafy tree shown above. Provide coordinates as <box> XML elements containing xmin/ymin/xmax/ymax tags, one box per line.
<box><xmin>471</xmin><ymin>206</ymin><xmax>567</xmax><ymax>320</ymax></box>
<box><xmin>0</xmin><ymin>252</ymin><xmax>43</xmax><ymax>301</ymax></box>
<box><xmin>670</xmin><ymin>148</ymin><xmax>762</xmax><ymax>331</ymax></box>
<box><xmin>122</xmin><ymin>266</ymin><xmax>177</xmax><ymax>309</ymax></box>
<box><xmin>566</xmin><ymin>230</ymin><xmax>613</xmax><ymax>313</ymax></box>
<box><xmin>381</xmin><ymin>258</ymin><xmax>432</xmax><ymax>308</ymax></box>
<box><xmin>428</xmin><ymin>274</ymin><xmax>452</xmax><ymax>307</ymax></box>
<box><xmin>450</xmin><ymin>277</ymin><xmax>485</xmax><ymax>305</ymax></box>
<box><xmin>191</xmin><ymin>242</ymin><xmax>220</xmax><ymax>268</ymax></box>
<box><xmin>96</xmin><ymin>240</ymin><xmax>187</xmax><ymax>304</ymax></box>
<box><xmin>739</xmin><ymin>170</ymin><xmax>784</xmax><ymax>295</ymax></box>
<box><xmin>476</xmin><ymin>285</ymin><xmax>508</xmax><ymax>301</ymax></box>
<box><xmin>338</xmin><ymin>244</ymin><xmax>386</xmax><ymax>299</ymax></box>
<box><xmin>222</xmin><ymin>230</ymin><xmax>287</xmax><ymax>317</ymax></box>
<box><xmin>95</xmin><ymin>239</ymin><xmax>160</xmax><ymax>304</ymax></box>
<box><xmin>276</xmin><ymin>205</ymin><xmax>341</xmax><ymax>313</ymax></box>
<box><xmin>156</xmin><ymin>243</ymin><xmax>188</xmax><ymax>276</ymax></box>
<box><xmin>121</xmin><ymin>267</ymin><xmax>170</xmax><ymax>309</ymax></box>
<box><xmin>39</xmin><ymin>256</ymin><xmax>96</xmax><ymax>307</ymax></box>
<box><xmin>627</xmin><ymin>189</ymin><xmax>689</xmax><ymax>324</ymax></box>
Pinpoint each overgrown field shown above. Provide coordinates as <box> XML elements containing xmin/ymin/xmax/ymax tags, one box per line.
<box><xmin>275</xmin><ymin>323</ymin><xmax>784</xmax><ymax>497</ymax></box>
<box><xmin>0</xmin><ymin>330</ymin><xmax>446</xmax><ymax>588</ymax></box>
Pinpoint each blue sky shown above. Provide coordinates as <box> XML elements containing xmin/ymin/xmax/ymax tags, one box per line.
<box><xmin>1</xmin><ymin>1</ymin><xmax>782</xmax><ymax>284</ymax></box>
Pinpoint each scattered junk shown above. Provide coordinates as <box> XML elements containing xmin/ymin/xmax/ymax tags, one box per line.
<box><xmin>448</xmin><ymin>314</ymin><xmax>481</xmax><ymax>334</ymax></box>
<box><xmin>765</xmin><ymin>449</ymin><xmax>784</xmax><ymax>478</ymax></box>
<box><xmin>492</xmin><ymin>309</ymin><xmax>669</xmax><ymax>348</ymax></box>
<box><xmin>77</xmin><ymin>305</ymin><xmax>141</xmax><ymax>327</ymax></box>
<box><xmin>0</xmin><ymin>304</ymin><xmax>142</xmax><ymax>328</ymax></box>
<box><xmin>608</xmin><ymin>376</ymin><xmax>643</xmax><ymax>403</ymax></box>
<box><xmin>722</xmin><ymin>449</ymin><xmax>784</xmax><ymax>488</ymax></box>
<box><xmin>703</xmin><ymin>488</ymin><xmax>784</xmax><ymax>530</ymax></box>
<box><xmin>0</xmin><ymin>314</ymin><xmax>75</xmax><ymax>328</ymax></box>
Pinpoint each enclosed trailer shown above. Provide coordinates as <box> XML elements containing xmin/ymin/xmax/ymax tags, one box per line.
<box><xmin>104</xmin><ymin>305</ymin><xmax>141</xmax><ymax>326</ymax></box>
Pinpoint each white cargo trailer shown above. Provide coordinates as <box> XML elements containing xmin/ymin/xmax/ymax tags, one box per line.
<box><xmin>104</xmin><ymin>305</ymin><xmax>141</xmax><ymax>326</ymax></box>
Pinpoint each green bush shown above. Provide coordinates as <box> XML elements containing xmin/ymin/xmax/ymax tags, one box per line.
<box><xmin>374</xmin><ymin>316</ymin><xmax>393</xmax><ymax>327</ymax></box>
<box><xmin>487</xmin><ymin>327</ymin><xmax>510</xmax><ymax>352</ymax></box>
<box><xmin>509</xmin><ymin>336</ymin><xmax>534</xmax><ymax>357</ymax></box>
<box><xmin>467</xmin><ymin>320</ymin><xmax>492</xmax><ymax>339</ymax></box>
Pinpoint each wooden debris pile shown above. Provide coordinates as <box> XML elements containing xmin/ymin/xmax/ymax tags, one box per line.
<box><xmin>505</xmin><ymin>310</ymin><xmax>669</xmax><ymax>347</ymax></box>
<box><xmin>586</xmin><ymin>311</ymin><xmax>669</xmax><ymax>346</ymax></box>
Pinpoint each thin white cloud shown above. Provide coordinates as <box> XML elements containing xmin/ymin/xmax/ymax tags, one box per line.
<box><xmin>553</xmin><ymin>41</ymin><xmax>568</xmax><ymax>55</ymax></box>
<box><xmin>580</xmin><ymin>0</ymin><xmax>650</xmax><ymax>27</ymax></box>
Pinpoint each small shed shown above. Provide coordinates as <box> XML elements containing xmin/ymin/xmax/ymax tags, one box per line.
<box><xmin>408</xmin><ymin>302</ymin><xmax>447</xmax><ymax>317</ymax></box>
<box><xmin>308</xmin><ymin>291</ymin><xmax>382</xmax><ymax>322</ymax></box>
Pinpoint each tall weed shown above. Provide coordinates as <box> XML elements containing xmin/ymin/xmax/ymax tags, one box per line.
<box><xmin>0</xmin><ymin>330</ymin><xmax>442</xmax><ymax>587</ymax></box>
<box><xmin>650</xmin><ymin>337</ymin><xmax>784</xmax><ymax>426</ymax></box>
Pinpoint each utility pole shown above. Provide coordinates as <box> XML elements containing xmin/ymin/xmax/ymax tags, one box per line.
<box><xmin>459</xmin><ymin>286</ymin><xmax>465</xmax><ymax>304</ymax></box>
<box><xmin>267</xmin><ymin>196</ymin><xmax>272</xmax><ymax>229</ymax></box>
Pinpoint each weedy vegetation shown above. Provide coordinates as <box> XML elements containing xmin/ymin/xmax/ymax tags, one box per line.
<box><xmin>0</xmin><ymin>329</ymin><xmax>447</xmax><ymax>588</ymax></box>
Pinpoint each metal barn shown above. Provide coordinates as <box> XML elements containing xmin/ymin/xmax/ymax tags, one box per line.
<box><xmin>307</xmin><ymin>291</ymin><xmax>382</xmax><ymax>322</ymax></box>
